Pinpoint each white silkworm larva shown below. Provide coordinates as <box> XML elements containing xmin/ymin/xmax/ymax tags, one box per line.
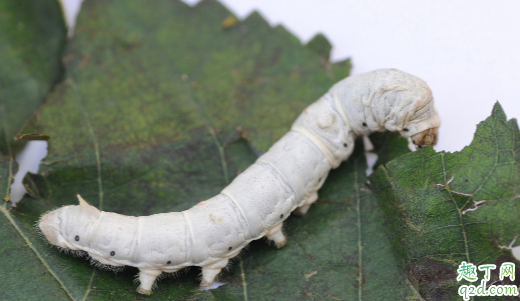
<box><xmin>38</xmin><ymin>69</ymin><xmax>441</xmax><ymax>295</ymax></box>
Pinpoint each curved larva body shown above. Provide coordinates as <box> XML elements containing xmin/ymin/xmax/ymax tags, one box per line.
<box><xmin>38</xmin><ymin>69</ymin><xmax>441</xmax><ymax>295</ymax></box>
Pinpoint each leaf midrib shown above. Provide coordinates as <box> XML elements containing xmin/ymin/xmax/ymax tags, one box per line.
<box><xmin>0</xmin><ymin>162</ymin><xmax>76</xmax><ymax>300</ymax></box>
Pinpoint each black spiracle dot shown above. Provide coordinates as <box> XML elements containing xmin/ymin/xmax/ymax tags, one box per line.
<box><xmin>74</xmin><ymin>235</ymin><xmax>80</xmax><ymax>241</ymax></box>
<box><xmin>362</xmin><ymin>122</ymin><xmax>367</xmax><ymax>127</ymax></box>
<box><xmin>343</xmin><ymin>143</ymin><xmax>348</xmax><ymax>147</ymax></box>
<box><xmin>280</xmin><ymin>214</ymin><xmax>284</xmax><ymax>219</ymax></box>
<box><xmin>228</xmin><ymin>247</ymin><xmax>232</xmax><ymax>251</ymax></box>
<box><xmin>110</xmin><ymin>251</ymin><xmax>115</xmax><ymax>256</ymax></box>
<box><xmin>403</xmin><ymin>128</ymin><xmax>409</xmax><ymax>132</ymax></box>
<box><xmin>465</xmin><ymin>179</ymin><xmax>468</xmax><ymax>182</ymax></box>
<box><xmin>167</xmin><ymin>261</ymin><xmax>171</xmax><ymax>265</ymax></box>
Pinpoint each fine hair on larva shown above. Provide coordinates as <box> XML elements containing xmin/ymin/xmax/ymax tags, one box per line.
<box><xmin>38</xmin><ymin>69</ymin><xmax>441</xmax><ymax>295</ymax></box>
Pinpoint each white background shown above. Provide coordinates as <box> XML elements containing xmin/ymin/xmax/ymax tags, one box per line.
<box><xmin>12</xmin><ymin>0</ymin><xmax>520</xmax><ymax>257</ymax></box>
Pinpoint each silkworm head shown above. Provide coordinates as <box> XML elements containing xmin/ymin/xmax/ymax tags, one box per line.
<box><xmin>38</xmin><ymin>208</ymin><xmax>68</xmax><ymax>247</ymax></box>
<box><xmin>411</xmin><ymin>127</ymin><xmax>439</xmax><ymax>148</ymax></box>
<box><xmin>38</xmin><ymin>195</ymin><xmax>100</xmax><ymax>250</ymax></box>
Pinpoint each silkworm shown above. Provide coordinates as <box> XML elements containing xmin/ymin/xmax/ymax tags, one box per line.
<box><xmin>38</xmin><ymin>68</ymin><xmax>441</xmax><ymax>295</ymax></box>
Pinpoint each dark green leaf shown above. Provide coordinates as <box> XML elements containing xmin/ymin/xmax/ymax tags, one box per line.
<box><xmin>370</xmin><ymin>102</ymin><xmax>520</xmax><ymax>300</ymax></box>
<box><xmin>0</xmin><ymin>1</ymin><xmax>67</xmax><ymax>300</ymax></box>
<box><xmin>0</xmin><ymin>0</ymin><xmax>66</xmax><ymax>154</ymax></box>
<box><xmin>305</xmin><ymin>33</ymin><xmax>332</xmax><ymax>61</ymax></box>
